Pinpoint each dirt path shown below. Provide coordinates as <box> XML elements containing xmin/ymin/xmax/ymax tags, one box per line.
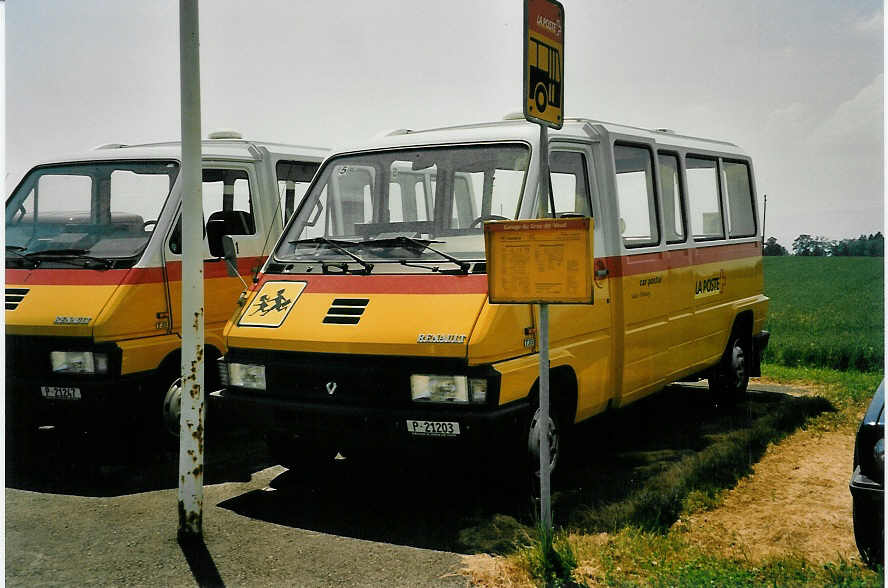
<box><xmin>676</xmin><ymin>426</ymin><xmax>859</xmax><ymax>564</ymax></box>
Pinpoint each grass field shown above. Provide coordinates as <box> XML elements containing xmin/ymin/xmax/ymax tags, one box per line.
<box><xmin>468</xmin><ymin>367</ymin><xmax>884</xmax><ymax>587</ymax></box>
<box><xmin>467</xmin><ymin>257</ymin><xmax>886</xmax><ymax>586</ymax></box>
<box><xmin>762</xmin><ymin>256</ymin><xmax>883</xmax><ymax>372</ymax></box>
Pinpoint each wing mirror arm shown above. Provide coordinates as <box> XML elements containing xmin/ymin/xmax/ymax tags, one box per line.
<box><xmin>221</xmin><ymin>235</ymin><xmax>248</xmax><ymax>291</ymax></box>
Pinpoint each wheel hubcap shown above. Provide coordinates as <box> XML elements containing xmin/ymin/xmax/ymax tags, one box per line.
<box><xmin>528</xmin><ymin>408</ymin><xmax>559</xmax><ymax>477</ymax></box>
<box><xmin>731</xmin><ymin>342</ymin><xmax>746</xmax><ymax>386</ymax></box>
<box><xmin>162</xmin><ymin>378</ymin><xmax>182</xmax><ymax>437</ymax></box>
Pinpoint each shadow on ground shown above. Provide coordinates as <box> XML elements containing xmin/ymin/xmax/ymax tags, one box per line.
<box><xmin>5</xmin><ymin>419</ymin><xmax>274</xmax><ymax>497</ymax></box>
<box><xmin>216</xmin><ymin>383</ymin><xmax>833</xmax><ymax>554</ymax></box>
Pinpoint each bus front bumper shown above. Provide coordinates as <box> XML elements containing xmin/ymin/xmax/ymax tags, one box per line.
<box><xmin>210</xmin><ymin>387</ymin><xmax>530</xmax><ymax>455</ymax></box>
<box><xmin>6</xmin><ymin>372</ymin><xmax>153</xmax><ymax>432</ymax></box>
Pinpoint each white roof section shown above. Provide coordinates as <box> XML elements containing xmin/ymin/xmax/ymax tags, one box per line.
<box><xmin>29</xmin><ymin>136</ymin><xmax>329</xmax><ymax>167</ymax></box>
<box><xmin>338</xmin><ymin>116</ymin><xmax>748</xmax><ymax>158</ymax></box>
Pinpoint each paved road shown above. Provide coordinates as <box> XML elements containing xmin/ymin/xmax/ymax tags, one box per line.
<box><xmin>6</xmin><ymin>429</ymin><xmax>469</xmax><ymax>587</ymax></box>
<box><xmin>6</xmin><ymin>381</ymin><xmax>822</xmax><ymax>587</ymax></box>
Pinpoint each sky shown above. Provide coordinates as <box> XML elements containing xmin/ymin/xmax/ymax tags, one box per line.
<box><xmin>4</xmin><ymin>0</ymin><xmax>884</xmax><ymax>249</ymax></box>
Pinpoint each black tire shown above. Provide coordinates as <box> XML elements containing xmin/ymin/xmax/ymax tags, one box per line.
<box><xmin>709</xmin><ymin>332</ymin><xmax>750</xmax><ymax>406</ymax></box>
<box><xmin>535</xmin><ymin>84</ymin><xmax>548</xmax><ymax>113</ymax></box>
<box><xmin>265</xmin><ymin>432</ymin><xmax>338</xmax><ymax>471</ymax></box>
<box><xmin>853</xmin><ymin>496</ymin><xmax>884</xmax><ymax>566</ymax></box>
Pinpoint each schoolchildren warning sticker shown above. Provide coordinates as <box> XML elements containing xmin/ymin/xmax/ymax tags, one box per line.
<box><xmin>237</xmin><ymin>281</ymin><xmax>306</xmax><ymax>327</ymax></box>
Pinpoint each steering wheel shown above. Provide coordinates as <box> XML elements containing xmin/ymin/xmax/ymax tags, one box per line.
<box><xmin>469</xmin><ymin>215</ymin><xmax>509</xmax><ymax>228</ymax></box>
<box><xmin>143</xmin><ymin>220</ymin><xmax>158</xmax><ymax>232</ymax></box>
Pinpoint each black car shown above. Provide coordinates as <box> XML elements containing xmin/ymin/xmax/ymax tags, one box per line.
<box><xmin>850</xmin><ymin>380</ymin><xmax>885</xmax><ymax>565</ymax></box>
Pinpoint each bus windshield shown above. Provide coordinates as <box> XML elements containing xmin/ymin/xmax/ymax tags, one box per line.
<box><xmin>276</xmin><ymin>143</ymin><xmax>530</xmax><ymax>265</ymax></box>
<box><xmin>5</xmin><ymin>161</ymin><xmax>179</xmax><ymax>264</ymax></box>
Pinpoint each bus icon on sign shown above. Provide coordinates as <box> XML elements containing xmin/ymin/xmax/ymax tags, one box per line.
<box><xmin>528</xmin><ymin>37</ymin><xmax>561</xmax><ymax>114</ymax></box>
<box><xmin>524</xmin><ymin>0</ymin><xmax>564</xmax><ymax>128</ymax></box>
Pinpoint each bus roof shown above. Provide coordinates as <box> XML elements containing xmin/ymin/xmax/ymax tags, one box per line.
<box><xmin>27</xmin><ymin>137</ymin><xmax>329</xmax><ymax>167</ymax></box>
<box><xmin>342</xmin><ymin>117</ymin><xmax>748</xmax><ymax>158</ymax></box>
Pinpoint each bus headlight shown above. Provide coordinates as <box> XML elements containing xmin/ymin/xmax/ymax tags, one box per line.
<box><xmin>228</xmin><ymin>363</ymin><xmax>266</xmax><ymax>390</ymax></box>
<box><xmin>410</xmin><ymin>375</ymin><xmax>487</xmax><ymax>404</ymax></box>
<box><xmin>50</xmin><ymin>351</ymin><xmax>108</xmax><ymax>374</ymax></box>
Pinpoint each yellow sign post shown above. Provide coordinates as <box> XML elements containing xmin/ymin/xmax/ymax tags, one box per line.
<box><xmin>485</xmin><ymin>217</ymin><xmax>593</xmax><ymax>304</ymax></box>
<box><xmin>524</xmin><ymin>0</ymin><xmax>564</xmax><ymax>129</ymax></box>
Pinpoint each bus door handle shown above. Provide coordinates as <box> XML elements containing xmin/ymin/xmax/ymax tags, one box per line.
<box><xmin>594</xmin><ymin>261</ymin><xmax>608</xmax><ymax>279</ymax></box>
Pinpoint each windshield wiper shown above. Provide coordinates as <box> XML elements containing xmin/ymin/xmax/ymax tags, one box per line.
<box><xmin>5</xmin><ymin>245</ymin><xmax>38</xmax><ymax>268</ymax></box>
<box><xmin>361</xmin><ymin>236</ymin><xmax>472</xmax><ymax>274</ymax></box>
<box><xmin>288</xmin><ymin>237</ymin><xmax>374</xmax><ymax>275</ymax></box>
<box><xmin>23</xmin><ymin>249</ymin><xmax>112</xmax><ymax>270</ymax></box>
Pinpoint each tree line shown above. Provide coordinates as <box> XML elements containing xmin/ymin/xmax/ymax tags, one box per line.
<box><xmin>763</xmin><ymin>233</ymin><xmax>884</xmax><ymax>256</ymax></box>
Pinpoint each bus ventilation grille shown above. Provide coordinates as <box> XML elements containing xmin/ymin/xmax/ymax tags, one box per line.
<box><xmin>5</xmin><ymin>288</ymin><xmax>29</xmax><ymax>311</ymax></box>
<box><xmin>323</xmin><ymin>298</ymin><xmax>369</xmax><ymax>325</ymax></box>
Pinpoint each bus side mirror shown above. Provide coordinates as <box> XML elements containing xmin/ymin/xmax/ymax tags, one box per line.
<box><xmin>222</xmin><ymin>235</ymin><xmax>238</xmax><ymax>277</ymax></box>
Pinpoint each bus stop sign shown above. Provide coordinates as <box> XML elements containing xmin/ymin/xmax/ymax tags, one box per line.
<box><xmin>524</xmin><ymin>0</ymin><xmax>564</xmax><ymax>129</ymax></box>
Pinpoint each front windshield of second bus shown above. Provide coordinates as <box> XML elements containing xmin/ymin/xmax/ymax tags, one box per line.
<box><xmin>275</xmin><ymin>143</ymin><xmax>530</xmax><ymax>269</ymax></box>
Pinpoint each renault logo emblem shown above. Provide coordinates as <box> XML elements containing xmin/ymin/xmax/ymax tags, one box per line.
<box><xmin>326</xmin><ymin>381</ymin><xmax>337</xmax><ymax>395</ymax></box>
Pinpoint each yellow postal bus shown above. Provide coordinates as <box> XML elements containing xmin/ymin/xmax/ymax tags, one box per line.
<box><xmin>5</xmin><ymin>132</ymin><xmax>327</xmax><ymax>441</ymax></box>
<box><xmin>214</xmin><ymin>117</ymin><xmax>769</xmax><ymax>473</ymax></box>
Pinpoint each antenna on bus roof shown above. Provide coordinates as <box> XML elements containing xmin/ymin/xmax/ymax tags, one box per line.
<box><xmin>502</xmin><ymin>112</ymin><xmax>525</xmax><ymax>120</ymax></box>
<box><xmin>93</xmin><ymin>143</ymin><xmax>127</xmax><ymax>150</ymax></box>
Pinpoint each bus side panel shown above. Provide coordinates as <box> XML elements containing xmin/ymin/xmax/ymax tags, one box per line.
<box><xmin>690</xmin><ymin>242</ymin><xmax>763</xmax><ymax>369</ymax></box>
<box><xmin>665</xmin><ymin>247</ymin><xmax>696</xmax><ymax>378</ymax></box>
<box><xmin>467</xmin><ymin>303</ymin><xmax>535</xmax><ymax>366</ymax></box>
<box><xmin>617</xmin><ymin>252</ymin><xmax>670</xmax><ymax>406</ymax></box>
<box><xmin>536</xmin><ymin>298</ymin><xmax>613</xmax><ymax>422</ymax></box>
<box><xmin>164</xmin><ymin>258</ymin><xmax>264</xmax><ymax>335</ymax></box>
<box><xmin>92</xmin><ymin>281</ymin><xmax>171</xmax><ymax>343</ymax></box>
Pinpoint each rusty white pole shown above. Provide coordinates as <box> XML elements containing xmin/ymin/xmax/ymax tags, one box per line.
<box><xmin>178</xmin><ymin>0</ymin><xmax>205</xmax><ymax>540</ymax></box>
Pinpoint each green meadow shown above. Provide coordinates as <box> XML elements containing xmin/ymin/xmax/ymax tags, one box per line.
<box><xmin>762</xmin><ymin>256</ymin><xmax>883</xmax><ymax>372</ymax></box>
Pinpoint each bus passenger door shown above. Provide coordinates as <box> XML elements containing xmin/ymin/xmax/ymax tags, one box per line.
<box><xmin>166</xmin><ymin>165</ymin><xmax>267</xmax><ymax>338</ymax></box>
<box><xmin>536</xmin><ymin>146</ymin><xmax>612</xmax><ymax>422</ymax></box>
<box><xmin>612</xmin><ymin>143</ymin><xmax>670</xmax><ymax>406</ymax></box>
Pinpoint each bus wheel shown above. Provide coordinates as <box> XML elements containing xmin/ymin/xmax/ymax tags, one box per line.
<box><xmin>535</xmin><ymin>84</ymin><xmax>548</xmax><ymax>113</ymax></box>
<box><xmin>162</xmin><ymin>376</ymin><xmax>182</xmax><ymax>437</ymax></box>
<box><xmin>526</xmin><ymin>406</ymin><xmax>560</xmax><ymax>487</ymax></box>
<box><xmin>709</xmin><ymin>334</ymin><xmax>749</xmax><ymax>405</ymax></box>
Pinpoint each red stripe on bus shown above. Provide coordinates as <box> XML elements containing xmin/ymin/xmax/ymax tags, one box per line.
<box><xmin>5</xmin><ymin>256</ymin><xmax>267</xmax><ymax>286</ymax></box>
<box><xmin>603</xmin><ymin>241</ymin><xmax>761</xmax><ymax>277</ymax></box>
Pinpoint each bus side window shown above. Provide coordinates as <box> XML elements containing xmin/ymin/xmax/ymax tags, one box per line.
<box><xmin>276</xmin><ymin>160</ymin><xmax>319</xmax><ymax>224</ymax></box>
<box><xmin>550</xmin><ymin>151</ymin><xmax>591</xmax><ymax>217</ymax></box>
<box><xmin>722</xmin><ymin>160</ymin><xmax>756</xmax><ymax>238</ymax></box>
<box><xmin>614</xmin><ymin>144</ymin><xmax>659</xmax><ymax>248</ymax></box>
<box><xmin>169</xmin><ymin>168</ymin><xmax>255</xmax><ymax>255</ymax></box>
<box><xmin>657</xmin><ymin>152</ymin><xmax>686</xmax><ymax>243</ymax></box>
<box><xmin>686</xmin><ymin>156</ymin><xmax>724</xmax><ymax>240</ymax></box>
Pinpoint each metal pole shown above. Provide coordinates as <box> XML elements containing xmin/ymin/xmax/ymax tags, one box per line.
<box><xmin>539</xmin><ymin>125</ymin><xmax>552</xmax><ymax>217</ymax></box>
<box><xmin>538</xmin><ymin>303</ymin><xmax>551</xmax><ymax>529</ymax></box>
<box><xmin>178</xmin><ymin>0</ymin><xmax>205</xmax><ymax>540</ymax></box>
<box><xmin>538</xmin><ymin>122</ymin><xmax>552</xmax><ymax>530</ymax></box>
